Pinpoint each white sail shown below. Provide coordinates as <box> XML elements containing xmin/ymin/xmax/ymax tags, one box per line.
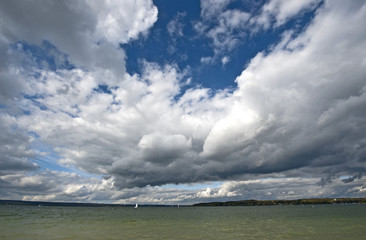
<box><xmin>134</xmin><ymin>203</ymin><xmax>138</xmax><ymax>208</ymax></box>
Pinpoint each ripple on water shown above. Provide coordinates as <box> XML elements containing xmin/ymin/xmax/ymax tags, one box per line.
<box><xmin>0</xmin><ymin>205</ymin><xmax>365</xmax><ymax>240</ymax></box>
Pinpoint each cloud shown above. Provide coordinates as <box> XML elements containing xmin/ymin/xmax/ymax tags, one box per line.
<box><xmin>0</xmin><ymin>0</ymin><xmax>157</xmax><ymax>87</ymax></box>
<box><xmin>167</xmin><ymin>12</ymin><xmax>186</xmax><ymax>38</ymax></box>
<box><xmin>195</xmin><ymin>1</ymin><xmax>251</xmax><ymax>57</ymax></box>
<box><xmin>205</xmin><ymin>9</ymin><xmax>250</xmax><ymax>51</ymax></box>
<box><xmin>0</xmin><ymin>115</ymin><xmax>38</xmax><ymax>175</ymax></box>
<box><xmin>221</xmin><ymin>56</ymin><xmax>230</xmax><ymax>65</ymax></box>
<box><xmin>200</xmin><ymin>56</ymin><xmax>214</xmax><ymax>64</ymax></box>
<box><xmin>230</xmin><ymin>0</ymin><xmax>366</xmax><ymax>177</ymax></box>
<box><xmin>109</xmin><ymin>0</ymin><xmax>365</xmax><ymax>188</ymax></box>
<box><xmin>200</xmin><ymin>0</ymin><xmax>233</xmax><ymax>19</ymax></box>
<box><xmin>167</xmin><ymin>12</ymin><xmax>188</xmax><ymax>58</ymax></box>
<box><xmin>0</xmin><ymin>0</ymin><xmax>366</xmax><ymax>203</ymax></box>
<box><xmin>138</xmin><ymin>132</ymin><xmax>192</xmax><ymax>165</ymax></box>
<box><xmin>0</xmin><ymin>0</ymin><xmax>158</xmax><ymax>190</ymax></box>
<box><xmin>252</xmin><ymin>0</ymin><xmax>322</xmax><ymax>29</ymax></box>
<box><xmin>195</xmin><ymin>176</ymin><xmax>366</xmax><ymax>201</ymax></box>
<box><xmin>195</xmin><ymin>0</ymin><xmax>322</xmax><ymax>62</ymax></box>
<box><xmin>0</xmin><ymin>170</ymin><xmax>116</xmax><ymax>202</ymax></box>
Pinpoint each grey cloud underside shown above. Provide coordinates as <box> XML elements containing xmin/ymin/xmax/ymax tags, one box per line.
<box><xmin>0</xmin><ymin>117</ymin><xmax>38</xmax><ymax>175</ymax></box>
<box><xmin>0</xmin><ymin>170</ymin><xmax>115</xmax><ymax>202</ymax></box>
<box><xmin>195</xmin><ymin>176</ymin><xmax>366</xmax><ymax>202</ymax></box>
<box><xmin>0</xmin><ymin>0</ymin><xmax>365</xmax><ymax>201</ymax></box>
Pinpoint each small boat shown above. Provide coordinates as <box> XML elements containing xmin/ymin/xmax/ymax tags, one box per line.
<box><xmin>134</xmin><ymin>203</ymin><xmax>138</xmax><ymax>208</ymax></box>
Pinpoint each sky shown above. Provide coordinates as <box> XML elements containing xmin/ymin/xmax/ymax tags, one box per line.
<box><xmin>0</xmin><ymin>0</ymin><xmax>366</xmax><ymax>205</ymax></box>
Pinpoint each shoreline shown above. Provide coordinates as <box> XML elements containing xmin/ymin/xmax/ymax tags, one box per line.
<box><xmin>193</xmin><ymin>198</ymin><xmax>366</xmax><ymax>206</ymax></box>
<box><xmin>1</xmin><ymin>197</ymin><xmax>366</xmax><ymax>207</ymax></box>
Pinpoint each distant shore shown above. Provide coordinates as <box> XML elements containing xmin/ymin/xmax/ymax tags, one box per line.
<box><xmin>0</xmin><ymin>200</ymin><xmax>180</xmax><ymax>207</ymax></box>
<box><xmin>193</xmin><ymin>198</ymin><xmax>366</xmax><ymax>206</ymax></box>
<box><xmin>1</xmin><ymin>198</ymin><xmax>366</xmax><ymax>207</ymax></box>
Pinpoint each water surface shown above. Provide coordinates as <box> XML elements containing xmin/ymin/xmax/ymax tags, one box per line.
<box><xmin>0</xmin><ymin>204</ymin><xmax>365</xmax><ymax>239</ymax></box>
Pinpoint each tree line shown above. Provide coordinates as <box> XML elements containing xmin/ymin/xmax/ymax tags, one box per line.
<box><xmin>193</xmin><ymin>198</ymin><xmax>366</xmax><ymax>206</ymax></box>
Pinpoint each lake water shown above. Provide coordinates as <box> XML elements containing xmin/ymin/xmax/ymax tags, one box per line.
<box><xmin>0</xmin><ymin>204</ymin><xmax>365</xmax><ymax>239</ymax></box>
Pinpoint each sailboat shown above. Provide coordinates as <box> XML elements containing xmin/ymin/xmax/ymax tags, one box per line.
<box><xmin>134</xmin><ymin>203</ymin><xmax>138</xmax><ymax>208</ymax></box>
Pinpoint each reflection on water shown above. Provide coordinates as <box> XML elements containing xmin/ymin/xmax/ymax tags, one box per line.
<box><xmin>0</xmin><ymin>204</ymin><xmax>365</xmax><ymax>239</ymax></box>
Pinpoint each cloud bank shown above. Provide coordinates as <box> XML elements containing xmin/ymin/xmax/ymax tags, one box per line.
<box><xmin>0</xmin><ymin>0</ymin><xmax>365</xmax><ymax>203</ymax></box>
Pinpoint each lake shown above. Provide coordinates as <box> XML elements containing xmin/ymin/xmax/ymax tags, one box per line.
<box><xmin>0</xmin><ymin>204</ymin><xmax>365</xmax><ymax>239</ymax></box>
